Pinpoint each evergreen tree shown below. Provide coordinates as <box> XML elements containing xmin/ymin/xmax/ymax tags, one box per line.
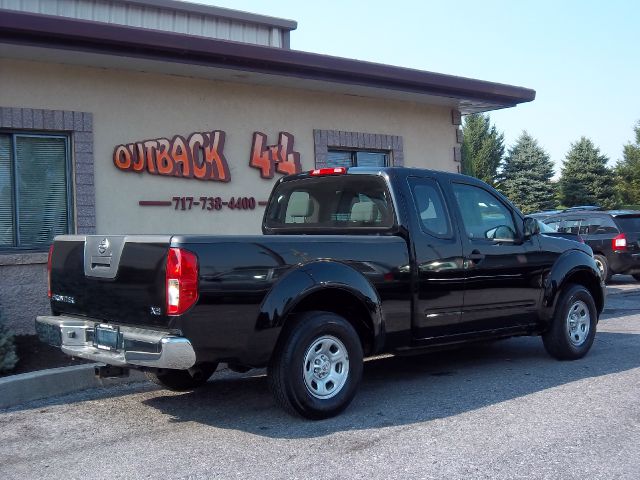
<box><xmin>461</xmin><ymin>113</ymin><xmax>504</xmax><ymax>185</ymax></box>
<box><xmin>499</xmin><ymin>131</ymin><xmax>556</xmax><ymax>214</ymax></box>
<box><xmin>0</xmin><ymin>306</ymin><xmax>18</xmax><ymax>374</ymax></box>
<box><xmin>614</xmin><ymin>121</ymin><xmax>640</xmax><ymax>206</ymax></box>
<box><xmin>559</xmin><ymin>137</ymin><xmax>616</xmax><ymax>209</ymax></box>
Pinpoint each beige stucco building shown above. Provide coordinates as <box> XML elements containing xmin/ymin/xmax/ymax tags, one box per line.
<box><xmin>0</xmin><ymin>0</ymin><xmax>534</xmax><ymax>334</ymax></box>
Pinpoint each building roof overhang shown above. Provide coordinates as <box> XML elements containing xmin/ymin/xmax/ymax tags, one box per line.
<box><xmin>0</xmin><ymin>10</ymin><xmax>535</xmax><ymax>114</ymax></box>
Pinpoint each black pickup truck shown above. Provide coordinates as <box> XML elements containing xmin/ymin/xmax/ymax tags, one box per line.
<box><xmin>37</xmin><ymin>167</ymin><xmax>605</xmax><ymax>419</ymax></box>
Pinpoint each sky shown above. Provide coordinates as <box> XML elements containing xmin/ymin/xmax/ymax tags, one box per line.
<box><xmin>198</xmin><ymin>0</ymin><xmax>639</xmax><ymax>175</ymax></box>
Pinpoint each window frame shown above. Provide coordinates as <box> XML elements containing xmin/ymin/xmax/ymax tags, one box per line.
<box><xmin>0</xmin><ymin>130</ymin><xmax>74</xmax><ymax>251</ymax></box>
<box><xmin>327</xmin><ymin>148</ymin><xmax>390</xmax><ymax>168</ymax></box>
<box><xmin>313</xmin><ymin>129</ymin><xmax>404</xmax><ymax>168</ymax></box>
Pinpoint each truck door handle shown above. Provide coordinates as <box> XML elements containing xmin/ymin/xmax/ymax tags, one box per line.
<box><xmin>467</xmin><ymin>250</ymin><xmax>485</xmax><ymax>262</ymax></box>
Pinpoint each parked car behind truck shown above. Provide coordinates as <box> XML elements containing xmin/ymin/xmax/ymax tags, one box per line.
<box><xmin>543</xmin><ymin>209</ymin><xmax>640</xmax><ymax>283</ymax></box>
<box><xmin>36</xmin><ymin>167</ymin><xmax>605</xmax><ymax>419</ymax></box>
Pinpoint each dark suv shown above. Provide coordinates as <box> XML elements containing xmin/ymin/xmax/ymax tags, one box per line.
<box><xmin>543</xmin><ymin>210</ymin><xmax>640</xmax><ymax>282</ymax></box>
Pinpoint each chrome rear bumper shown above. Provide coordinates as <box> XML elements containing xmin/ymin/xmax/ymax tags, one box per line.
<box><xmin>35</xmin><ymin>315</ymin><xmax>196</xmax><ymax>370</ymax></box>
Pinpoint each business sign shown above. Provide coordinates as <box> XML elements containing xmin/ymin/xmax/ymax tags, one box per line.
<box><xmin>114</xmin><ymin>130</ymin><xmax>302</xmax><ymax>211</ymax></box>
<box><xmin>113</xmin><ymin>130</ymin><xmax>301</xmax><ymax>182</ymax></box>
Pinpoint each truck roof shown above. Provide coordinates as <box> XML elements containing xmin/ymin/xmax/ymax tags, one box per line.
<box><xmin>281</xmin><ymin>166</ymin><xmax>479</xmax><ymax>184</ymax></box>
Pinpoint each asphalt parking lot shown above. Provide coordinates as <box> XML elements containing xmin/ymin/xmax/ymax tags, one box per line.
<box><xmin>1</xmin><ymin>277</ymin><xmax>639</xmax><ymax>480</ymax></box>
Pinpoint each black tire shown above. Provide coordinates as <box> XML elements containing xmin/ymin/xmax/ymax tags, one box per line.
<box><xmin>145</xmin><ymin>362</ymin><xmax>218</xmax><ymax>392</ymax></box>
<box><xmin>593</xmin><ymin>254</ymin><xmax>612</xmax><ymax>283</ymax></box>
<box><xmin>268</xmin><ymin>311</ymin><xmax>364</xmax><ymax>420</ymax></box>
<box><xmin>542</xmin><ymin>284</ymin><xmax>597</xmax><ymax>360</ymax></box>
<box><xmin>632</xmin><ymin>274</ymin><xmax>640</xmax><ymax>282</ymax></box>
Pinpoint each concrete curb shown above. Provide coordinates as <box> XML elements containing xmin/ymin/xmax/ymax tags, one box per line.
<box><xmin>0</xmin><ymin>363</ymin><xmax>147</xmax><ymax>409</ymax></box>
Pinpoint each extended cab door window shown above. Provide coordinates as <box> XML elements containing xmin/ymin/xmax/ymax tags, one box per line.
<box><xmin>411</xmin><ymin>181</ymin><xmax>452</xmax><ymax>238</ymax></box>
<box><xmin>408</xmin><ymin>177</ymin><xmax>464</xmax><ymax>338</ymax></box>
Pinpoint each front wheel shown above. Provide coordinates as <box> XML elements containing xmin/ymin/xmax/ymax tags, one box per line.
<box><xmin>145</xmin><ymin>362</ymin><xmax>218</xmax><ymax>391</ymax></box>
<box><xmin>268</xmin><ymin>311</ymin><xmax>364</xmax><ymax>420</ymax></box>
<box><xmin>542</xmin><ymin>284</ymin><xmax>597</xmax><ymax>360</ymax></box>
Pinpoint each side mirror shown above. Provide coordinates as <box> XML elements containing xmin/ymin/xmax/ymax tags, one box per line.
<box><xmin>523</xmin><ymin>217</ymin><xmax>540</xmax><ymax>239</ymax></box>
<box><xmin>485</xmin><ymin>225</ymin><xmax>517</xmax><ymax>242</ymax></box>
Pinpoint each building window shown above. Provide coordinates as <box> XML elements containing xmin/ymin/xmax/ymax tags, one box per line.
<box><xmin>313</xmin><ymin>129</ymin><xmax>404</xmax><ymax>169</ymax></box>
<box><xmin>327</xmin><ymin>150</ymin><xmax>389</xmax><ymax>168</ymax></box>
<box><xmin>0</xmin><ymin>132</ymin><xmax>73</xmax><ymax>250</ymax></box>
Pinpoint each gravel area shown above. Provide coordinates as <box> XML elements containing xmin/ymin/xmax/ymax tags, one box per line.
<box><xmin>1</xmin><ymin>276</ymin><xmax>639</xmax><ymax>479</ymax></box>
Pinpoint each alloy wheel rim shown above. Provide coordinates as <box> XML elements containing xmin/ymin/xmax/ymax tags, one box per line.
<box><xmin>302</xmin><ymin>335</ymin><xmax>349</xmax><ymax>399</ymax></box>
<box><xmin>566</xmin><ymin>300</ymin><xmax>590</xmax><ymax>346</ymax></box>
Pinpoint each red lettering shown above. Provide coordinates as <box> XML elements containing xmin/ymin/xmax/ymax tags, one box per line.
<box><xmin>114</xmin><ymin>130</ymin><xmax>232</xmax><ymax>182</ymax></box>
<box><xmin>205</xmin><ymin>131</ymin><xmax>230</xmax><ymax>182</ymax></box>
<box><xmin>249</xmin><ymin>132</ymin><xmax>275</xmax><ymax>179</ymax></box>
<box><xmin>156</xmin><ymin>138</ymin><xmax>173</xmax><ymax>175</ymax></box>
<box><xmin>144</xmin><ymin>140</ymin><xmax>158</xmax><ymax>174</ymax></box>
<box><xmin>113</xmin><ymin>145</ymin><xmax>132</xmax><ymax>170</ymax></box>
<box><xmin>171</xmin><ymin>136</ymin><xmax>191</xmax><ymax>178</ymax></box>
<box><xmin>130</xmin><ymin>143</ymin><xmax>145</xmax><ymax>172</ymax></box>
<box><xmin>188</xmin><ymin>133</ymin><xmax>208</xmax><ymax>180</ymax></box>
<box><xmin>275</xmin><ymin>132</ymin><xmax>301</xmax><ymax>176</ymax></box>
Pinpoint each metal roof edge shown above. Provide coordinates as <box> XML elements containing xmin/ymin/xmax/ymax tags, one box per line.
<box><xmin>0</xmin><ymin>10</ymin><xmax>535</xmax><ymax>107</ymax></box>
<box><xmin>122</xmin><ymin>0</ymin><xmax>298</xmax><ymax>30</ymax></box>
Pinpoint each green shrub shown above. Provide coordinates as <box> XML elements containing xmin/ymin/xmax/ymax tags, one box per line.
<box><xmin>0</xmin><ymin>307</ymin><xmax>18</xmax><ymax>374</ymax></box>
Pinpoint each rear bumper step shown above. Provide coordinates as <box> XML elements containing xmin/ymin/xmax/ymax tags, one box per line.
<box><xmin>35</xmin><ymin>315</ymin><xmax>196</xmax><ymax>370</ymax></box>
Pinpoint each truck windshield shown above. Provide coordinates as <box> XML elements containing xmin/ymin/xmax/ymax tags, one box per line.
<box><xmin>265</xmin><ymin>175</ymin><xmax>395</xmax><ymax>231</ymax></box>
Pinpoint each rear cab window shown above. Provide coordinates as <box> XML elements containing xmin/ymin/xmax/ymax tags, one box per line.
<box><xmin>264</xmin><ymin>174</ymin><xmax>396</xmax><ymax>233</ymax></box>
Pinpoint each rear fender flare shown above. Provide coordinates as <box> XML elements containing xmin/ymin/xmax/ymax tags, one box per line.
<box><xmin>256</xmin><ymin>260</ymin><xmax>383</xmax><ymax>343</ymax></box>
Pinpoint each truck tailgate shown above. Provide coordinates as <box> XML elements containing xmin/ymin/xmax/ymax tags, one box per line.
<box><xmin>49</xmin><ymin>235</ymin><xmax>172</xmax><ymax>328</ymax></box>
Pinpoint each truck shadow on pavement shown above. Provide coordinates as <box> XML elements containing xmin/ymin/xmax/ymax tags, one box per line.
<box><xmin>141</xmin><ymin>331</ymin><xmax>640</xmax><ymax>438</ymax></box>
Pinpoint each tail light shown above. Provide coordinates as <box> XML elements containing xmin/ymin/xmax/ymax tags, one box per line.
<box><xmin>612</xmin><ymin>233</ymin><xmax>627</xmax><ymax>251</ymax></box>
<box><xmin>166</xmin><ymin>247</ymin><xmax>199</xmax><ymax>315</ymax></box>
<box><xmin>310</xmin><ymin>167</ymin><xmax>346</xmax><ymax>176</ymax></box>
<box><xmin>47</xmin><ymin>244</ymin><xmax>54</xmax><ymax>298</ymax></box>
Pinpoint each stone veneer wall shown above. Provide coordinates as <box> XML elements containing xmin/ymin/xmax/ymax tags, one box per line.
<box><xmin>0</xmin><ymin>253</ymin><xmax>49</xmax><ymax>335</ymax></box>
<box><xmin>0</xmin><ymin>106</ymin><xmax>95</xmax><ymax>334</ymax></box>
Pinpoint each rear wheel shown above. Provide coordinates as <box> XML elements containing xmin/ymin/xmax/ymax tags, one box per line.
<box><xmin>593</xmin><ymin>254</ymin><xmax>611</xmax><ymax>283</ymax></box>
<box><xmin>268</xmin><ymin>311</ymin><xmax>363</xmax><ymax>420</ymax></box>
<box><xmin>145</xmin><ymin>362</ymin><xmax>218</xmax><ymax>391</ymax></box>
<box><xmin>542</xmin><ymin>284</ymin><xmax>597</xmax><ymax>360</ymax></box>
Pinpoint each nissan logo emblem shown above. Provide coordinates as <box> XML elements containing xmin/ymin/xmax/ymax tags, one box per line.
<box><xmin>98</xmin><ymin>238</ymin><xmax>110</xmax><ymax>255</ymax></box>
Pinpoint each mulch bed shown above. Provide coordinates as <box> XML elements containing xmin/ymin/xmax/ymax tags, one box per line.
<box><xmin>0</xmin><ymin>335</ymin><xmax>91</xmax><ymax>379</ymax></box>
